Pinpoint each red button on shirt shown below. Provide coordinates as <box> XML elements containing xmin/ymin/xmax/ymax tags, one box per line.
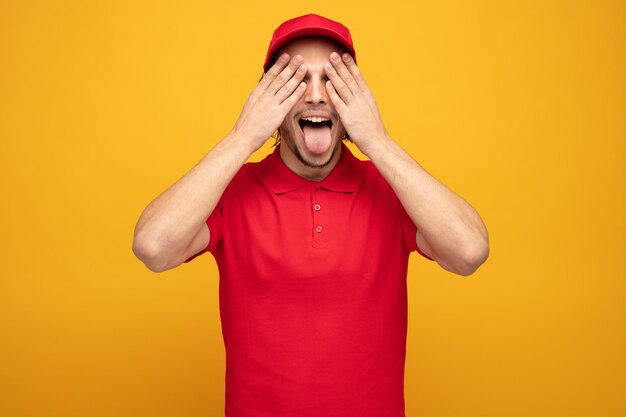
<box><xmin>185</xmin><ymin>143</ymin><xmax>433</xmax><ymax>417</ymax></box>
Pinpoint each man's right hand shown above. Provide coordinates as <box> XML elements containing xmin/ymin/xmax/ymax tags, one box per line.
<box><xmin>231</xmin><ymin>53</ymin><xmax>307</xmax><ymax>151</ymax></box>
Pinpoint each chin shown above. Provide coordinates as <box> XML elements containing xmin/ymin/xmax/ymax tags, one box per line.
<box><xmin>285</xmin><ymin>132</ymin><xmax>342</xmax><ymax>169</ymax></box>
<box><xmin>299</xmin><ymin>142</ymin><xmax>341</xmax><ymax>168</ymax></box>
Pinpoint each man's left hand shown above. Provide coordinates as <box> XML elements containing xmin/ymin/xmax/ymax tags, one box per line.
<box><xmin>324</xmin><ymin>52</ymin><xmax>390</xmax><ymax>156</ymax></box>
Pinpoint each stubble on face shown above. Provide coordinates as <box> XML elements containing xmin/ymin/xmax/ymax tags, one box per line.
<box><xmin>287</xmin><ymin>135</ymin><xmax>338</xmax><ymax>168</ymax></box>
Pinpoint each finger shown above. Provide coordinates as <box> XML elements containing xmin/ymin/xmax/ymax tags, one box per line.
<box><xmin>325</xmin><ymin>80</ymin><xmax>349</xmax><ymax>114</ymax></box>
<box><xmin>330</xmin><ymin>52</ymin><xmax>360</xmax><ymax>95</ymax></box>
<box><xmin>324</xmin><ymin>62</ymin><xmax>353</xmax><ymax>104</ymax></box>
<box><xmin>278</xmin><ymin>81</ymin><xmax>307</xmax><ymax>113</ymax></box>
<box><xmin>341</xmin><ymin>53</ymin><xmax>379</xmax><ymax>112</ymax></box>
<box><xmin>266</xmin><ymin>55</ymin><xmax>303</xmax><ymax>96</ymax></box>
<box><xmin>340</xmin><ymin>53</ymin><xmax>369</xmax><ymax>93</ymax></box>
<box><xmin>274</xmin><ymin>64</ymin><xmax>307</xmax><ymax>103</ymax></box>
<box><xmin>257</xmin><ymin>53</ymin><xmax>291</xmax><ymax>92</ymax></box>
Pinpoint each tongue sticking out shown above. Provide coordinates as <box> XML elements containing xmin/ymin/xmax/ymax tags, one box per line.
<box><xmin>302</xmin><ymin>124</ymin><xmax>332</xmax><ymax>154</ymax></box>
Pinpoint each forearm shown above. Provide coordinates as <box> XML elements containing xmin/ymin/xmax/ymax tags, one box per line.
<box><xmin>364</xmin><ymin>135</ymin><xmax>489</xmax><ymax>271</ymax></box>
<box><xmin>133</xmin><ymin>132</ymin><xmax>254</xmax><ymax>263</ymax></box>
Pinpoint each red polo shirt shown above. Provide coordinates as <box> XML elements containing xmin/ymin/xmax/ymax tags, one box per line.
<box><xmin>186</xmin><ymin>143</ymin><xmax>433</xmax><ymax>417</ymax></box>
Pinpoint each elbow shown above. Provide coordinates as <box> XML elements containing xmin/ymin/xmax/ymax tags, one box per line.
<box><xmin>132</xmin><ymin>235</ymin><xmax>172</xmax><ymax>273</ymax></box>
<box><xmin>455</xmin><ymin>240</ymin><xmax>490</xmax><ymax>277</ymax></box>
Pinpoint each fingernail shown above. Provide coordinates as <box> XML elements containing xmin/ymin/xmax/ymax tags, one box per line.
<box><xmin>330</xmin><ymin>52</ymin><xmax>340</xmax><ymax>62</ymax></box>
<box><xmin>342</xmin><ymin>53</ymin><xmax>351</xmax><ymax>62</ymax></box>
<box><xmin>324</xmin><ymin>62</ymin><xmax>334</xmax><ymax>71</ymax></box>
<box><xmin>293</xmin><ymin>55</ymin><xmax>303</xmax><ymax>64</ymax></box>
<box><xmin>297</xmin><ymin>64</ymin><xmax>306</xmax><ymax>73</ymax></box>
<box><xmin>280</xmin><ymin>53</ymin><xmax>289</xmax><ymax>62</ymax></box>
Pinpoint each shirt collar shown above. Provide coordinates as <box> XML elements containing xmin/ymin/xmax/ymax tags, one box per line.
<box><xmin>262</xmin><ymin>142</ymin><xmax>364</xmax><ymax>194</ymax></box>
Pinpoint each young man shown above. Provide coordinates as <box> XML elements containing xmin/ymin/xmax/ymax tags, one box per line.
<box><xmin>133</xmin><ymin>14</ymin><xmax>489</xmax><ymax>417</ymax></box>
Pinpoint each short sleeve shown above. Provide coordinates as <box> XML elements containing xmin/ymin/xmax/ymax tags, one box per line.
<box><xmin>400</xmin><ymin>206</ymin><xmax>434</xmax><ymax>261</ymax></box>
<box><xmin>183</xmin><ymin>195</ymin><xmax>224</xmax><ymax>263</ymax></box>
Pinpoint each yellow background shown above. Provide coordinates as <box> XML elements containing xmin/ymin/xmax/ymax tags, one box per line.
<box><xmin>1</xmin><ymin>0</ymin><xmax>624</xmax><ymax>416</ymax></box>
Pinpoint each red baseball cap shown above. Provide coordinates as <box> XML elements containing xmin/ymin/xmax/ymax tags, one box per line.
<box><xmin>263</xmin><ymin>14</ymin><xmax>357</xmax><ymax>72</ymax></box>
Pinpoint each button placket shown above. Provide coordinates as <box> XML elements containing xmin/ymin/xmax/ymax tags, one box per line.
<box><xmin>311</xmin><ymin>186</ymin><xmax>328</xmax><ymax>249</ymax></box>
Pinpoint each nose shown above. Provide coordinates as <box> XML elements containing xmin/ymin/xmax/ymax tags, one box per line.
<box><xmin>303</xmin><ymin>76</ymin><xmax>328</xmax><ymax>105</ymax></box>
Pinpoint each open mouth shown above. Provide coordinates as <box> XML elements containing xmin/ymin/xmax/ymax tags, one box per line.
<box><xmin>297</xmin><ymin>116</ymin><xmax>334</xmax><ymax>154</ymax></box>
<box><xmin>298</xmin><ymin>116</ymin><xmax>333</xmax><ymax>131</ymax></box>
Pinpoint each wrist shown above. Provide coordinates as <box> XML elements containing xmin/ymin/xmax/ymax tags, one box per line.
<box><xmin>359</xmin><ymin>132</ymin><xmax>393</xmax><ymax>159</ymax></box>
<box><xmin>225</xmin><ymin>129</ymin><xmax>263</xmax><ymax>157</ymax></box>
